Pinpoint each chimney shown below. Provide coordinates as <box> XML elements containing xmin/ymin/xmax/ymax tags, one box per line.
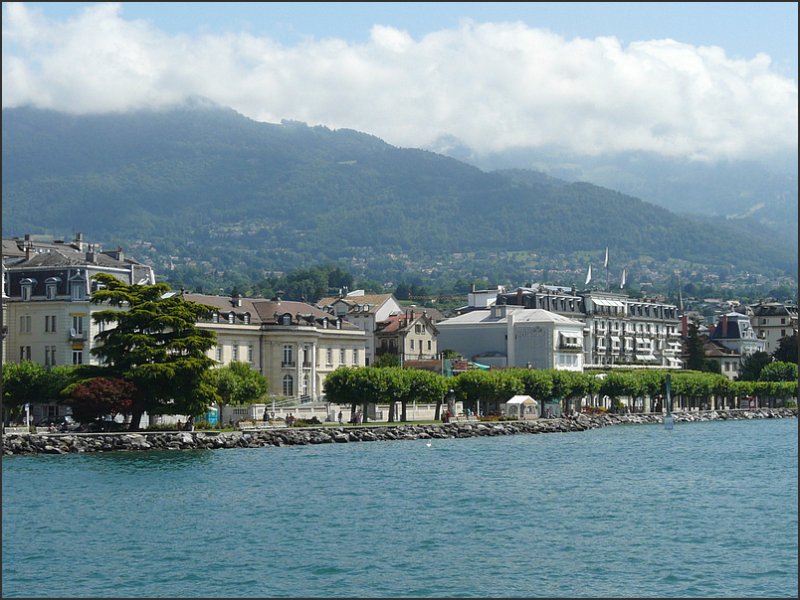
<box><xmin>721</xmin><ymin>315</ymin><xmax>728</xmax><ymax>337</ymax></box>
<box><xmin>516</xmin><ymin>288</ymin><xmax>523</xmax><ymax>305</ymax></box>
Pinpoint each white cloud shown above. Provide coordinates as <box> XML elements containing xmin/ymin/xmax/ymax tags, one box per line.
<box><xmin>2</xmin><ymin>3</ymin><xmax>797</xmax><ymax>162</ymax></box>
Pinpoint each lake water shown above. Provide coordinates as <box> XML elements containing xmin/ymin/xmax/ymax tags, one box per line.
<box><xmin>2</xmin><ymin>418</ymin><xmax>797</xmax><ymax>598</ymax></box>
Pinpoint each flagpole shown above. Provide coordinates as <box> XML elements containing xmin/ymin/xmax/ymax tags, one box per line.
<box><xmin>604</xmin><ymin>246</ymin><xmax>609</xmax><ymax>291</ymax></box>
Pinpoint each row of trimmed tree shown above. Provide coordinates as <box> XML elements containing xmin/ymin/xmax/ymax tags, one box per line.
<box><xmin>322</xmin><ymin>365</ymin><xmax>798</xmax><ymax>420</ymax></box>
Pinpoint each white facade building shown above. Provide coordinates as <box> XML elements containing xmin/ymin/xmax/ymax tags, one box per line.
<box><xmin>316</xmin><ymin>291</ymin><xmax>402</xmax><ymax>366</ymax></box>
<box><xmin>436</xmin><ymin>304</ymin><xmax>585</xmax><ymax>371</ymax></box>
<box><xmin>748</xmin><ymin>301</ymin><xmax>797</xmax><ymax>355</ymax></box>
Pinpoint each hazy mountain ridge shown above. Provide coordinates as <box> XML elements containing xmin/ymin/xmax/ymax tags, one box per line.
<box><xmin>2</xmin><ymin>104</ymin><xmax>796</xmax><ymax>293</ymax></box>
<box><xmin>430</xmin><ymin>137</ymin><xmax>799</xmax><ymax>246</ymax></box>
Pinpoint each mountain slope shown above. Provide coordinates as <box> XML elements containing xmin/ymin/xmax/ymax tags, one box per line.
<box><xmin>2</xmin><ymin>103</ymin><xmax>796</xmax><ymax>291</ymax></box>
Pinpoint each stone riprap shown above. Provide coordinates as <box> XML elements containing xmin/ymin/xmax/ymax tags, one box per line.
<box><xmin>3</xmin><ymin>408</ymin><xmax>796</xmax><ymax>456</ymax></box>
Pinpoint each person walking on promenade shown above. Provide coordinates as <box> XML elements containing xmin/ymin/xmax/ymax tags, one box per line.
<box><xmin>337</xmin><ymin>410</ymin><xmax>343</xmax><ymax>425</ymax></box>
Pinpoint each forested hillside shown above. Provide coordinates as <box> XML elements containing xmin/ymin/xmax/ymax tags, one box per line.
<box><xmin>2</xmin><ymin>103</ymin><xmax>796</xmax><ymax>294</ymax></box>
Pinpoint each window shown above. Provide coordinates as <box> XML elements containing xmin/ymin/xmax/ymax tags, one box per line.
<box><xmin>415</xmin><ymin>324</ymin><xmax>421</xmax><ymax>334</ymax></box>
<box><xmin>326</xmin><ymin>348</ymin><xmax>333</xmax><ymax>365</ymax></box>
<box><xmin>302</xmin><ymin>376</ymin><xmax>309</xmax><ymax>396</ymax></box>
<box><xmin>45</xmin><ymin>315</ymin><xmax>57</xmax><ymax>333</ymax></box>
<box><xmin>49</xmin><ymin>346</ymin><xmax>57</xmax><ymax>366</ymax></box>
<box><xmin>282</xmin><ymin>345</ymin><xmax>293</xmax><ymax>366</ymax></box>
<box><xmin>72</xmin><ymin>316</ymin><xmax>84</xmax><ymax>335</ymax></box>
<box><xmin>71</xmin><ymin>281</ymin><xmax>85</xmax><ymax>300</ymax></box>
<box><xmin>248</xmin><ymin>345</ymin><xmax>254</xmax><ymax>364</ymax></box>
<box><xmin>20</xmin><ymin>346</ymin><xmax>31</xmax><ymax>361</ymax></box>
<box><xmin>45</xmin><ymin>346</ymin><xmax>51</xmax><ymax>367</ymax></box>
<box><xmin>227</xmin><ymin>312</ymin><xmax>235</xmax><ymax>324</ymax></box>
<box><xmin>340</xmin><ymin>349</ymin><xmax>346</xmax><ymax>364</ymax></box>
<box><xmin>427</xmin><ymin>340</ymin><xmax>432</xmax><ymax>351</ymax></box>
<box><xmin>19</xmin><ymin>315</ymin><xmax>31</xmax><ymax>334</ymax></box>
<box><xmin>282</xmin><ymin>374</ymin><xmax>294</xmax><ymax>396</ymax></box>
<box><xmin>352</xmin><ymin>349</ymin><xmax>359</xmax><ymax>365</ymax></box>
<box><xmin>215</xmin><ymin>346</ymin><xmax>222</xmax><ymax>362</ymax></box>
<box><xmin>243</xmin><ymin>313</ymin><xmax>251</xmax><ymax>325</ymax></box>
<box><xmin>46</xmin><ymin>285</ymin><xmax>57</xmax><ymax>300</ymax></box>
<box><xmin>212</xmin><ymin>312</ymin><xmax>219</xmax><ymax>323</ymax></box>
<box><xmin>72</xmin><ymin>350</ymin><xmax>83</xmax><ymax>365</ymax></box>
<box><xmin>232</xmin><ymin>344</ymin><xmax>239</xmax><ymax>361</ymax></box>
<box><xmin>410</xmin><ymin>339</ymin><xmax>415</xmax><ymax>349</ymax></box>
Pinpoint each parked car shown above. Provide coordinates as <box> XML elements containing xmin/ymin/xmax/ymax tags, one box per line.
<box><xmin>83</xmin><ymin>419</ymin><xmax>128</xmax><ymax>432</ymax></box>
<box><xmin>35</xmin><ymin>415</ymin><xmax>81</xmax><ymax>431</ymax></box>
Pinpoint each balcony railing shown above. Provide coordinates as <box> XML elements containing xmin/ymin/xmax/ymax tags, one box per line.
<box><xmin>280</xmin><ymin>361</ymin><xmax>296</xmax><ymax>368</ymax></box>
<box><xmin>68</xmin><ymin>330</ymin><xmax>87</xmax><ymax>341</ymax></box>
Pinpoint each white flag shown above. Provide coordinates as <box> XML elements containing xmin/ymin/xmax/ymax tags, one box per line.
<box><xmin>603</xmin><ymin>246</ymin><xmax>609</xmax><ymax>268</ymax></box>
<box><xmin>585</xmin><ymin>264</ymin><xmax>592</xmax><ymax>286</ymax></box>
<box><xmin>620</xmin><ymin>268</ymin><xmax>626</xmax><ymax>289</ymax></box>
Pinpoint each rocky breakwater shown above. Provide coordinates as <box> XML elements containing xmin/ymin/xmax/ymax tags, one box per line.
<box><xmin>3</xmin><ymin>408</ymin><xmax>796</xmax><ymax>456</ymax></box>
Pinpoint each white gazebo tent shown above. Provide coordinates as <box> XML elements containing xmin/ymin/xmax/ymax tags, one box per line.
<box><xmin>503</xmin><ymin>395</ymin><xmax>539</xmax><ymax>420</ymax></box>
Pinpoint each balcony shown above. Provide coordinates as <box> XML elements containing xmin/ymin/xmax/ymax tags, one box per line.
<box><xmin>68</xmin><ymin>329</ymin><xmax>87</xmax><ymax>342</ymax></box>
<box><xmin>280</xmin><ymin>361</ymin><xmax>296</xmax><ymax>368</ymax></box>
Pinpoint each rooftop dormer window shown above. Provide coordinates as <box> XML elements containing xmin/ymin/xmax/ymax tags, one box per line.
<box><xmin>69</xmin><ymin>275</ymin><xmax>86</xmax><ymax>300</ymax></box>
<box><xmin>20</xmin><ymin>278</ymin><xmax>36</xmax><ymax>301</ymax></box>
<box><xmin>45</xmin><ymin>277</ymin><xmax>61</xmax><ymax>300</ymax></box>
<box><xmin>227</xmin><ymin>312</ymin><xmax>235</xmax><ymax>324</ymax></box>
<box><xmin>243</xmin><ymin>313</ymin><xmax>251</xmax><ymax>325</ymax></box>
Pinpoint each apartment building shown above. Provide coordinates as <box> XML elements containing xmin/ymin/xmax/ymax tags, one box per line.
<box><xmin>748</xmin><ymin>300</ymin><xmax>798</xmax><ymax>354</ymax></box>
<box><xmin>189</xmin><ymin>294</ymin><xmax>367</xmax><ymax>403</ymax></box>
<box><xmin>3</xmin><ymin>234</ymin><xmax>155</xmax><ymax>368</ymax></box>
<box><xmin>316</xmin><ymin>290</ymin><xmax>402</xmax><ymax>365</ymax></box>
<box><xmin>496</xmin><ymin>285</ymin><xmax>683</xmax><ymax>369</ymax></box>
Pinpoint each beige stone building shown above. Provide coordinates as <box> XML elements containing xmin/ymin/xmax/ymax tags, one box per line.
<box><xmin>375</xmin><ymin>309</ymin><xmax>439</xmax><ymax>364</ymax></box>
<box><xmin>188</xmin><ymin>294</ymin><xmax>367</xmax><ymax>403</ymax></box>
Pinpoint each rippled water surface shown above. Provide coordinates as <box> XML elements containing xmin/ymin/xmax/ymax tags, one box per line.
<box><xmin>3</xmin><ymin>418</ymin><xmax>797</xmax><ymax>598</ymax></box>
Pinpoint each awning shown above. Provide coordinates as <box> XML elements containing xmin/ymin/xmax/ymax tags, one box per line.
<box><xmin>592</xmin><ymin>298</ymin><xmax>625</xmax><ymax>308</ymax></box>
<box><xmin>667</xmin><ymin>357</ymin><xmax>683</xmax><ymax>366</ymax></box>
<box><xmin>636</xmin><ymin>354</ymin><xmax>657</xmax><ymax>361</ymax></box>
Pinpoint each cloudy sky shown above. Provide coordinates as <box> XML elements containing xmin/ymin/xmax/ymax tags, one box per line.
<box><xmin>3</xmin><ymin>2</ymin><xmax>797</xmax><ymax>163</ymax></box>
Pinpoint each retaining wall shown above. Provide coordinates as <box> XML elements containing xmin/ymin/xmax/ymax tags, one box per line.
<box><xmin>3</xmin><ymin>408</ymin><xmax>796</xmax><ymax>456</ymax></box>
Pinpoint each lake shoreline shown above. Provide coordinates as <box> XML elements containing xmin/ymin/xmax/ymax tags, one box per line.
<box><xmin>3</xmin><ymin>407</ymin><xmax>796</xmax><ymax>456</ymax></box>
